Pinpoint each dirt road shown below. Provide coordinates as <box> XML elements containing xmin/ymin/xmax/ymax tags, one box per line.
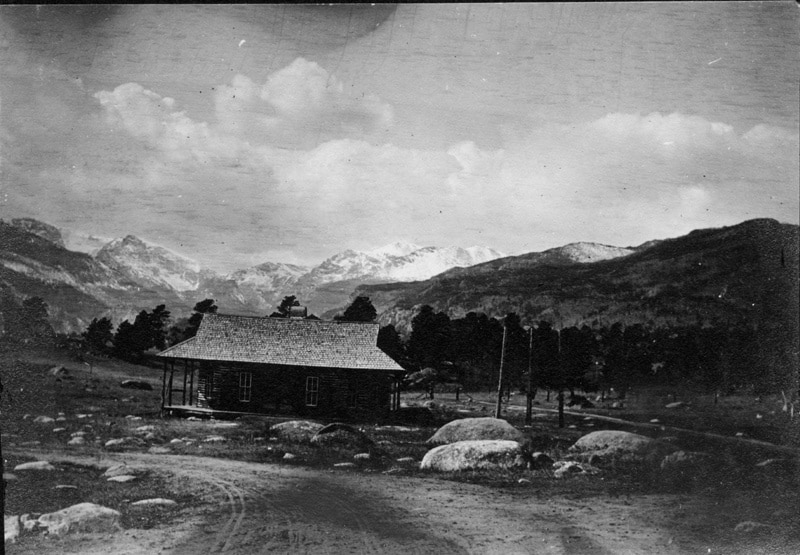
<box><xmin>16</xmin><ymin>451</ymin><xmax>704</xmax><ymax>555</ymax></box>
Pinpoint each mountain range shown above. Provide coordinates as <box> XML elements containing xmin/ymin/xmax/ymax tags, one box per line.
<box><xmin>357</xmin><ymin>219</ymin><xmax>798</xmax><ymax>337</ymax></box>
<box><xmin>0</xmin><ymin>218</ymin><xmax>505</xmax><ymax>333</ymax></box>
<box><xmin>1</xmin><ymin>218</ymin><xmax>796</xmax><ymax>344</ymax></box>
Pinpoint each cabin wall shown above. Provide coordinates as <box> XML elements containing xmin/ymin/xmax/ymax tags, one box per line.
<box><xmin>191</xmin><ymin>360</ymin><xmax>394</xmax><ymax>420</ymax></box>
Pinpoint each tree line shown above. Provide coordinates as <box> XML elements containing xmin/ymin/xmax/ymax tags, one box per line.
<box><xmin>28</xmin><ymin>293</ymin><xmax>785</xmax><ymax>398</ymax></box>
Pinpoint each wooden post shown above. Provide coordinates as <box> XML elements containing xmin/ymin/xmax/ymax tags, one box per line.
<box><xmin>188</xmin><ymin>360</ymin><xmax>194</xmax><ymax>406</ymax></box>
<box><xmin>495</xmin><ymin>324</ymin><xmax>508</xmax><ymax>419</ymax></box>
<box><xmin>168</xmin><ymin>361</ymin><xmax>175</xmax><ymax>407</ymax></box>
<box><xmin>161</xmin><ymin>360</ymin><xmax>167</xmax><ymax>414</ymax></box>
<box><xmin>182</xmin><ymin>360</ymin><xmax>188</xmax><ymax>405</ymax></box>
<box><xmin>557</xmin><ymin>328</ymin><xmax>564</xmax><ymax>428</ymax></box>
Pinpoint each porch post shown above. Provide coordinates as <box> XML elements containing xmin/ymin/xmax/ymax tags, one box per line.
<box><xmin>161</xmin><ymin>360</ymin><xmax>167</xmax><ymax>414</ymax></box>
<box><xmin>188</xmin><ymin>360</ymin><xmax>195</xmax><ymax>406</ymax></box>
<box><xmin>182</xmin><ymin>359</ymin><xmax>188</xmax><ymax>405</ymax></box>
<box><xmin>168</xmin><ymin>361</ymin><xmax>175</xmax><ymax>406</ymax></box>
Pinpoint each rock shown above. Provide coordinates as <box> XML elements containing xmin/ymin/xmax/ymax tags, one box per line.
<box><xmin>134</xmin><ymin>425</ymin><xmax>155</xmax><ymax>435</ymax></box>
<box><xmin>186</xmin><ymin>417</ymin><xmax>201</xmax><ymax>421</ymax></box>
<box><xmin>375</xmin><ymin>425</ymin><xmax>418</xmax><ymax>432</ymax></box>
<box><xmin>611</xmin><ymin>402</ymin><xmax>623</xmax><ymax>409</ymax></box>
<box><xmin>53</xmin><ymin>427</ymin><xmax>67</xmax><ymax>433</ymax></box>
<box><xmin>124</xmin><ymin>415</ymin><xmax>143</xmax><ymax>421</ymax></box>
<box><xmin>104</xmin><ymin>438</ymin><xmax>128</xmax><ymax>448</ymax></box>
<box><xmin>553</xmin><ymin>460</ymin><xmax>600</xmax><ymax>479</ymax></box>
<box><xmin>570</xmin><ymin>430</ymin><xmax>677</xmax><ymax>466</ymax></box>
<box><xmin>420</xmin><ymin>440</ymin><xmax>527</xmax><ymax>472</ymax></box>
<box><xmin>120</xmin><ymin>380</ymin><xmax>153</xmax><ymax>391</ymax></box>
<box><xmin>49</xmin><ymin>366</ymin><xmax>70</xmax><ymax>378</ymax></box>
<box><xmin>427</xmin><ymin>417</ymin><xmax>524</xmax><ymax>444</ymax></box>
<box><xmin>649</xmin><ymin>419</ymin><xmax>661</xmax><ymax>424</ymax></box>
<box><xmin>518</xmin><ymin>478</ymin><xmax>531</xmax><ymax>484</ymax></box>
<box><xmin>170</xmin><ymin>438</ymin><xmax>184</xmax><ymax>445</ymax></box>
<box><xmin>396</xmin><ymin>457</ymin><xmax>415</xmax><ymax>463</ymax></box>
<box><xmin>131</xmin><ymin>498</ymin><xmax>176</xmax><ymax>507</ymax></box>
<box><xmin>148</xmin><ymin>446</ymin><xmax>171</xmax><ymax>454</ymax></box>
<box><xmin>107</xmin><ymin>475</ymin><xmax>137</xmax><ymax>483</ymax></box>
<box><xmin>33</xmin><ymin>415</ymin><xmax>54</xmax><ymax>424</ymax></box>
<box><xmin>311</xmin><ymin>423</ymin><xmax>373</xmax><ymax>447</ymax></box>
<box><xmin>77</xmin><ymin>413</ymin><xmax>92</xmax><ymax>419</ymax></box>
<box><xmin>203</xmin><ymin>435</ymin><xmax>226</xmax><ymax>443</ymax></box>
<box><xmin>660</xmin><ymin>451</ymin><xmax>714</xmax><ymax>481</ymax></box>
<box><xmin>14</xmin><ymin>461</ymin><xmax>55</xmax><ymax>471</ymax></box>
<box><xmin>20</xmin><ymin>513</ymin><xmax>40</xmax><ymax>531</ymax></box>
<box><xmin>37</xmin><ymin>503</ymin><xmax>121</xmax><ymax>536</ymax></box>
<box><xmin>665</xmin><ymin>401</ymin><xmax>687</xmax><ymax>409</ymax></box>
<box><xmin>54</xmin><ymin>485</ymin><xmax>78</xmax><ymax>490</ymax></box>
<box><xmin>530</xmin><ymin>452</ymin><xmax>555</xmax><ymax>468</ymax></box>
<box><xmin>271</xmin><ymin>420</ymin><xmax>324</xmax><ymax>442</ymax></box>
<box><xmin>104</xmin><ymin>463</ymin><xmax>134</xmax><ymax>477</ymax></box>
<box><xmin>67</xmin><ymin>437</ymin><xmax>86</xmax><ymax>446</ymax></box>
<box><xmin>734</xmin><ymin>521</ymin><xmax>773</xmax><ymax>534</ymax></box>
<box><xmin>333</xmin><ymin>462</ymin><xmax>356</xmax><ymax>468</ymax></box>
<box><xmin>282</xmin><ymin>453</ymin><xmax>296</xmax><ymax>460</ymax></box>
<box><xmin>4</xmin><ymin>515</ymin><xmax>20</xmax><ymax>544</ymax></box>
<box><xmin>71</xmin><ymin>431</ymin><xmax>86</xmax><ymax>438</ymax></box>
<box><xmin>354</xmin><ymin>453</ymin><xmax>371</xmax><ymax>461</ymax></box>
<box><xmin>56</xmin><ymin>416</ymin><xmax>67</xmax><ymax>422</ymax></box>
<box><xmin>3</xmin><ymin>473</ymin><xmax>18</xmax><ymax>481</ymax></box>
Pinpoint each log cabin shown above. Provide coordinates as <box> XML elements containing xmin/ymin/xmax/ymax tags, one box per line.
<box><xmin>156</xmin><ymin>313</ymin><xmax>406</xmax><ymax>420</ymax></box>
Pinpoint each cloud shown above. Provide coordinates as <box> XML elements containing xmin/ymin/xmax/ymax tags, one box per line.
<box><xmin>213</xmin><ymin>58</ymin><xmax>393</xmax><ymax>148</ymax></box>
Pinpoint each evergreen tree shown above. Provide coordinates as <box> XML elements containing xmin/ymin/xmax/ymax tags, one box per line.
<box><xmin>336</xmin><ymin>296</ymin><xmax>377</xmax><ymax>322</ymax></box>
<box><xmin>82</xmin><ymin>317</ymin><xmax>114</xmax><ymax>354</ymax></box>
<box><xmin>270</xmin><ymin>295</ymin><xmax>299</xmax><ymax>318</ymax></box>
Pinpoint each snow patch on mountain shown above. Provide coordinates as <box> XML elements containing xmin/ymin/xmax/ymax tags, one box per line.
<box><xmin>366</xmin><ymin>241</ymin><xmax>423</xmax><ymax>258</ymax></box>
<box><xmin>96</xmin><ymin>235</ymin><xmax>204</xmax><ymax>292</ymax></box>
<box><xmin>226</xmin><ymin>262</ymin><xmax>310</xmax><ymax>292</ymax></box>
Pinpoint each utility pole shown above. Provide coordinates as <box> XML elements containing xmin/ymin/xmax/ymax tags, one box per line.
<box><xmin>495</xmin><ymin>324</ymin><xmax>508</xmax><ymax>419</ymax></box>
<box><xmin>525</xmin><ymin>326</ymin><xmax>534</xmax><ymax>425</ymax></box>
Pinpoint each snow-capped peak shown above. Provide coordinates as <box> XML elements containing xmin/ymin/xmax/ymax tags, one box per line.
<box><xmin>366</xmin><ymin>241</ymin><xmax>423</xmax><ymax>258</ymax></box>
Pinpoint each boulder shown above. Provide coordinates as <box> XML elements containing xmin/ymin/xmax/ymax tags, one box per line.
<box><xmin>553</xmin><ymin>460</ymin><xmax>600</xmax><ymax>479</ymax></box>
<box><xmin>20</xmin><ymin>513</ymin><xmax>40</xmax><ymax>531</ymax></box>
<box><xmin>104</xmin><ymin>438</ymin><xmax>129</xmax><ymax>448</ymax></box>
<box><xmin>107</xmin><ymin>475</ymin><xmax>137</xmax><ymax>483</ymax></box>
<box><xmin>333</xmin><ymin>462</ymin><xmax>356</xmax><ymax>468</ymax></box>
<box><xmin>120</xmin><ymin>380</ymin><xmax>153</xmax><ymax>391</ymax></box>
<box><xmin>203</xmin><ymin>435</ymin><xmax>226</xmax><ymax>443</ymax></box>
<box><xmin>570</xmin><ymin>430</ymin><xmax>677</xmax><ymax>466</ymax></box>
<box><xmin>311</xmin><ymin>423</ymin><xmax>373</xmax><ymax>447</ymax></box>
<box><xmin>49</xmin><ymin>366</ymin><xmax>72</xmax><ymax>379</ymax></box>
<box><xmin>427</xmin><ymin>417</ymin><xmax>524</xmax><ymax>445</ymax></box>
<box><xmin>282</xmin><ymin>453</ymin><xmax>296</xmax><ymax>460</ymax></box>
<box><xmin>354</xmin><ymin>453</ymin><xmax>371</xmax><ymax>461</ymax></box>
<box><xmin>420</xmin><ymin>440</ymin><xmax>527</xmax><ymax>472</ymax></box>
<box><xmin>660</xmin><ymin>451</ymin><xmax>714</xmax><ymax>474</ymax></box>
<box><xmin>37</xmin><ymin>503</ymin><xmax>121</xmax><ymax>536</ymax></box>
<box><xmin>270</xmin><ymin>420</ymin><xmax>324</xmax><ymax>442</ymax></box>
<box><xmin>5</xmin><ymin>515</ymin><xmax>20</xmax><ymax>544</ymax></box>
<box><xmin>67</xmin><ymin>437</ymin><xmax>86</xmax><ymax>446</ymax></box>
<box><xmin>665</xmin><ymin>401</ymin><xmax>687</xmax><ymax>409</ymax></box>
<box><xmin>148</xmin><ymin>446</ymin><xmax>171</xmax><ymax>454</ymax></box>
<box><xmin>33</xmin><ymin>415</ymin><xmax>54</xmax><ymax>424</ymax></box>
<box><xmin>734</xmin><ymin>521</ymin><xmax>773</xmax><ymax>534</ymax></box>
<box><xmin>103</xmin><ymin>463</ymin><xmax>135</xmax><ymax>477</ymax></box>
<box><xmin>131</xmin><ymin>498</ymin><xmax>176</xmax><ymax>507</ymax></box>
<box><xmin>3</xmin><ymin>473</ymin><xmax>18</xmax><ymax>481</ymax></box>
<box><xmin>14</xmin><ymin>461</ymin><xmax>55</xmax><ymax>471</ymax></box>
<box><xmin>134</xmin><ymin>425</ymin><xmax>155</xmax><ymax>435</ymax></box>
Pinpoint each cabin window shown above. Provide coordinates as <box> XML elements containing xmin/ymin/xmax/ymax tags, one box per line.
<box><xmin>238</xmin><ymin>372</ymin><xmax>252</xmax><ymax>402</ymax></box>
<box><xmin>305</xmin><ymin>376</ymin><xmax>319</xmax><ymax>407</ymax></box>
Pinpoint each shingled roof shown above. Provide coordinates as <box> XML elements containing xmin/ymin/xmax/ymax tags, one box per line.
<box><xmin>157</xmin><ymin>313</ymin><xmax>404</xmax><ymax>372</ymax></box>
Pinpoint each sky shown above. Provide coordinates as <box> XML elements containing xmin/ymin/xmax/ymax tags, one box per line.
<box><xmin>1</xmin><ymin>3</ymin><xmax>798</xmax><ymax>273</ymax></box>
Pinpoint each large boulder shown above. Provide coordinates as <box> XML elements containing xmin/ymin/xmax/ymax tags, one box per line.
<box><xmin>271</xmin><ymin>420</ymin><xmax>324</xmax><ymax>442</ymax></box>
<box><xmin>14</xmin><ymin>461</ymin><xmax>55</xmax><ymax>471</ymax></box>
<box><xmin>570</xmin><ymin>430</ymin><xmax>677</xmax><ymax>466</ymax></box>
<box><xmin>37</xmin><ymin>503</ymin><xmax>121</xmax><ymax>536</ymax></box>
<box><xmin>311</xmin><ymin>423</ymin><xmax>373</xmax><ymax>447</ymax></box>
<box><xmin>427</xmin><ymin>417</ymin><xmax>524</xmax><ymax>445</ymax></box>
<box><xmin>420</xmin><ymin>440</ymin><xmax>528</xmax><ymax>472</ymax></box>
